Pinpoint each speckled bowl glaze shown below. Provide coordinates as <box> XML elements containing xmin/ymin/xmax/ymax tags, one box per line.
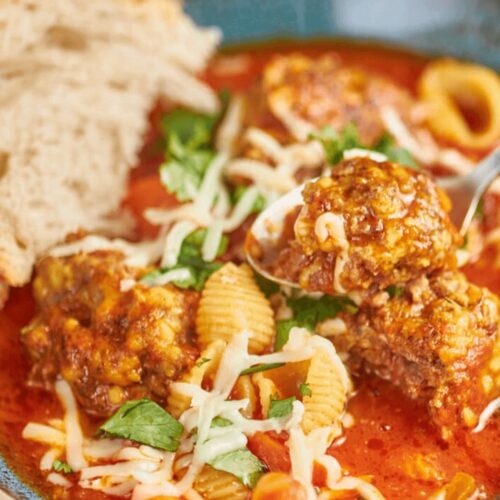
<box><xmin>1</xmin><ymin>0</ymin><xmax>499</xmax><ymax>498</ymax></box>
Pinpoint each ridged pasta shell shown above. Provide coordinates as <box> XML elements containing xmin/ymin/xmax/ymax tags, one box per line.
<box><xmin>167</xmin><ymin>340</ymin><xmax>226</xmax><ymax>418</ymax></box>
<box><xmin>196</xmin><ymin>263</ymin><xmax>275</xmax><ymax>354</ymax></box>
<box><xmin>194</xmin><ymin>465</ymin><xmax>249</xmax><ymax>500</ymax></box>
<box><xmin>301</xmin><ymin>348</ymin><xmax>347</xmax><ymax>434</ymax></box>
<box><xmin>252</xmin><ymin>372</ymin><xmax>278</xmax><ymax>418</ymax></box>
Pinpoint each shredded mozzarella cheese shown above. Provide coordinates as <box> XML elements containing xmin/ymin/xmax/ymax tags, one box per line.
<box><xmin>161</xmin><ymin>220</ymin><xmax>197</xmax><ymax>267</ymax></box>
<box><xmin>55</xmin><ymin>379</ymin><xmax>88</xmax><ymax>471</ymax></box>
<box><xmin>472</xmin><ymin>397</ymin><xmax>500</xmax><ymax>433</ymax></box>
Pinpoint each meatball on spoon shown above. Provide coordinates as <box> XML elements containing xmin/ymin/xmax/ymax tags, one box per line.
<box><xmin>245</xmin><ymin>150</ymin><xmax>500</xmax><ymax>292</ymax></box>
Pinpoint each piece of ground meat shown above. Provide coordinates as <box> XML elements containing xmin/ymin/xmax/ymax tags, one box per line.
<box><xmin>336</xmin><ymin>271</ymin><xmax>500</xmax><ymax>438</ymax></box>
<box><xmin>22</xmin><ymin>251</ymin><xmax>199</xmax><ymax>416</ymax></box>
<box><xmin>265</xmin><ymin>157</ymin><xmax>460</xmax><ymax>293</ymax></box>
<box><xmin>263</xmin><ymin>53</ymin><xmax>416</xmax><ymax>145</ymax></box>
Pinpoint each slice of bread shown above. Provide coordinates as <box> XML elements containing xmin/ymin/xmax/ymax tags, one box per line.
<box><xmin>0</xmin><ymin>0</ymin><xmax>220</xmax><ymax>295</ymax></box>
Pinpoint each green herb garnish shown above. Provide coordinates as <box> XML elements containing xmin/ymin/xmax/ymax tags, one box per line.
<box><xmin>254</xmin><ymin>273</ymin><xmax>281</xmax><ymax>298</ymax></box>
<box><xmin>299</xmin><ymin>383</ymin><xmax>312</xmax><ymax>397</ymax></box>
<box><xmin>274</xmin><ymin>295</ymin><xmax>358</xmax><ymax>351</ymax></box>
<box><xmin>100</xmin><ymin>399</ymin><xmax>183</xmax><ymax>452</ymax></box>
<box><xmin>231</xmin><ymin>185</ymin><xmax>266</xmax><ymax>214</ymax></box>
<box><xmin>240</xmin><ymin>362</ymin><xmax>285</xmax><ymax>376</ymax></box>
<box><xmin>211</xmin><ymin>417</ymin><xmax>233</xmax><ymax>428</ymax></box>
<box><xmin>159</xmin><ymin>92</ymin><xmax>230</xmax><ymax>202</ymax></box>
<box><xmin>140</xmin><ymin>228</ymin><xmax>228</xmax><ymax>291</ymax></box>
<box><xmin>374</xmin><ymin>134</ymin><xmax>418</xmax><ymax>169</ymax></box>
<box><xmin>268</xmin><ymin>396</ymin><xmax>296</xmax><ymax>419</ymax></box>
<box><xmin>207</xmin><ymin>448</ymin><xmax>266</xmax><ymax>488</ymax></box>
<box><xmin>52</xmin><ymin>460</ymin><xmax>72</xmax><ymax>474</ymax></box>
<box><xmin>385</xmin><ymin>284</ymin><xmax>405</xmax><ymax>299</ymax></box>
<box><xmin>311</xmin><ymin>124</ymin><xmax>417</xmax><ymax>169</ymax></box>
<box><xmin>196</xmin><ymin>357</ymin><xmax>211</xmax><ymax>368</ymax></box>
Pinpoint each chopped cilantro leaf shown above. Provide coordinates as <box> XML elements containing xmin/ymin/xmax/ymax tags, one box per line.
<box><xmin>240</xmin><ymin>362</ymin><xmax>285</xmax><ymax>376</ymax></box>
<box><xmin>385</xmin><ymin>284</ymin><xmax>405</xmax><ymax>298</ymax></box>
<box><xmin>310</xmin><ymin>124</ymin><xmax>362</xmax><ymax>165</ymax></box>
<box><xmin>52</xmin><ymin>460</ymin><xmax>72</xmax><ymax>474</ymax></box>
<box><xmin>299</xmin><ymin>383</ymin><xmax>312</xmax><ymax>397</ymax></box>
<box><xmin>254</xmin><ymin>273</ymin><xmax>280</xmax><ymax>298</ymax></box>
<box><xmin>287</xmin><ymin>295</ymin><xmax>358</xmax><ymax>330</ymax></box>
<box><xmin>274</xmin><ymin>295</ymin><xmax>357</xmax><ymax>351</ymax></box>
<box><xmin>159</xmin><ymin>93</ymin><xmax>230</xmax><ymax>202</ymax></box>
<box><xmin>374</xmin><ymin>134</ymin><xmax>418</xmax><ymax>169</ymax></box>
<box><xmin>196</xmin><ymin>357</ymin><xmax>211</xmax><ymax>368</ymax></box>
<box><xmin>99</xmin><ymin>399</ymin><xmax>183</xmax><ymax>452</ymax></box>
<box><xmin>207</xmin><ymin>448</ymin><xmax>265</xmax><ymax>489</ymax></box>
<box><xmin>141</xmin><ymin>228</ymin><xmax>228</xmax><ymax>291</ymax></box>
<box><xmin>231</xmin><ymin>185</ymin><xmax>266</xmax><ymax>214</ymax></box>
<box><xmin>312</xmin><ymin>124</ymin><xmax>417</xmax><ymax>169</ymax></box>
<box><xmin>211</xmin><ymin>416</ymin><xmax>233</xmax><ymax>428</ymax></box>
<box><xmin>274</xmin><ymin>319</ymin><xmax>303</xmax><ymax>351</ymax></box>
<box><xmin>268</xmin><ymin>396</ymin><xmax>296</xmax><ymax>419</ymax></box>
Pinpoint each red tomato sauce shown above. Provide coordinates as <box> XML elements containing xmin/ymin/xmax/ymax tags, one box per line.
<box><xmin>0</xmin><ymin>40</ymin><xmax>499</xmax><ymax>499</ymax></box>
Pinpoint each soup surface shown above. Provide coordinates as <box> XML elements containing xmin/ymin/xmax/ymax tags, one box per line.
<box><xmin>0</xmin><ymin>41</ymin><xmax>499</xmax><ymax>499</ymax></box>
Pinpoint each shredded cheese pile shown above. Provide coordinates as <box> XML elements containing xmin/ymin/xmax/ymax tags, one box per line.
<box><xmin>23</xmin><ymin>328</ymin><xmax>386</xmax><ymax>499</ymax></box>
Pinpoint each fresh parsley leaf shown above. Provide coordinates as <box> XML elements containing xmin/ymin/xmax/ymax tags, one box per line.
<box><xmin>231</xmin><ymin>185</ymin><xmax>266</xmax><ymax>214</ymax></box>
<box><xmin>474</xmin><ymin>198</ymin><xmax>484</xmax><ymax>221</ymax></box>
<box><xmin>161</xmin><ymin>108</ymin><xmax>218</xmax><ymax>151</ymax></box>
<box><xmin>287</xmin><ymin>295</ymin><xmax>358</xmax><ymax>330</ymax></box>
<box><xmin>52</xmin><ymin>460</ymin><xmax>72</xmax><ymax>474</ymax></box>
<box><xmin>299</xmin><ymin>383</ymin><xmax>312</xmax><ymax>397</ymax></box>
<box><xmin>240</xmin><ymin>362</ymin><xmax>285</xmax><ymax>376</ymax></box>
<box><xmin>207</xmin><ymin>448</ymin><xmax>266</xmax><ymax>489</ymax></box>
<box><xmin>268</xmin><ymin>396</ymin><xmax>296</xmax><ymax>419</ymax></box>
<box><xmin>159</xmin><ymin>140</ymin><xmax>214</xmax><ymax>202</ymax></box>
<box><xmin>274</xmin><ymin>296</ymin><xmax>357</xmax><ymax>352</ymax></box>
<box><xmin>312</xmin><ymin>124</ymin><xmax>417</xmax><ymax>169</ymax></box>
<box><xmin>211</xmin><ymin>416</ymin><xmax>233</xmax><ymax>428</ymax></box>
<box><xmin>196</xmin><ymin>357</ymin><xmax>211</xmax><ymax>368</ymax></box>
<box><xmin>254</xmin><ymin>273</ymin><xmax>280</xmax><ymax>298</ymax></box>
<box><xmin>100</xmin><ymin>399</ymin><xmax>183</xmax><ymax>452</ymax></box>
<box><xmin>385</xmin><ymin>284</ymin><xmax>405</xmax><ymax>298</ymax></box>
<box><xmin>274</xmin><ymin>319</ymin><xmax>303</xmax><ymax>351</ymax></box>
<box><xmin>310</xmin><ymin>124</ymin><xmax>362</xmax><ymax>165</ymax></box>
<box><xmin>374</xmin><ymin>134</ymin><xmax>418</xmax><ymax>169</ymax></box>
<box><xmin>141</xmin><ymin>229</ymin><xmax>228</xmax><ymax>291</ymax></box>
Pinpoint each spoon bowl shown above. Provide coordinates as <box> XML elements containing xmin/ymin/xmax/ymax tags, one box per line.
<box><xmin>245</xmin><ymin>148</ymin><xmax>500</xmax><ymax>287</ymax></box>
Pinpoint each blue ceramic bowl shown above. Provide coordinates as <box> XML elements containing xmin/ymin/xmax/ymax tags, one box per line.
<box><xmin>1</xmin><ymin>0</ymin><xmax>499</xmax><ymax>498</ymax></box>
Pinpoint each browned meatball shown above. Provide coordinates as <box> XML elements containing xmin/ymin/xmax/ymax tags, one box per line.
<box><xmin>263</xmin><ymin>54</ymin><xmax>415</xmax><ymax>144</ymax></box>
<box><xmin>336</xmin><ymin>271</ymin><xmax>500</xmax><ymax>438</ymax></box>
<box><xmin>22</xmin><ymin>252</ymin><xmax>198</xmax><ymax>416</ymax></box>
<box><xmin>267</xmin><ymin>157</ymin><xmax>460</xmax><ymax>293</ymax></box>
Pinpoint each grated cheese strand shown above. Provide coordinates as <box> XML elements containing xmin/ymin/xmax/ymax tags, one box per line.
<box><xmin>161</xmin><ymin>220</ymin><xmax>197</xmax><ymax>267</ymax></box>
<box><xmin>55</xmin><ymin>379</ymin><xmax>88</xmax><ymax>471</ymax></box>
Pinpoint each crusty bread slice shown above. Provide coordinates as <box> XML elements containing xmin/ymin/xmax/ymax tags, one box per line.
<box><xmin>0</xmin><ymin>0</ymin><xmax>220</xmax><ymax>292</ymax></box>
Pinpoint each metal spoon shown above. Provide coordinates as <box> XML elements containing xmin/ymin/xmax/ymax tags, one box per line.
<box><xmin>245</xmin><ymin>147</ymin><xmax>500</xmax><ymax>286</ymax></box>
<box><xmin>437</xmin><ymin>146</ymin><xmax>500</xmax><ymax>235</ymax></box>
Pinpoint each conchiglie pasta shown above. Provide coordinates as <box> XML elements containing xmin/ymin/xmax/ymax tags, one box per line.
<box><xmin>194</xmin><ymin>465</ymin><xmax>249</xmax><ymax>500</ymax></box>
<box><xmin>252</xmin><ymin>372</ymin><xmax>278</xmax><ymax>418</ymax></box>
<box><xmin>196</xmin><ymin>263</ymin><xmax>275</xmax><ymax>354</ymax></box>
<box><xmin>419</xmin><ymin>58</ymin><xmax>500</xmax><ymax>149</ymax></box>
<box><xmin>233</xmin><ymin>374</ymin><xmax>258</xmax><ymax>419</ymax></box>
<box><xmin>167</xmin><ymin>340</ymin><xmax>225</xmax><ymax>418</ymax></box>
<box><xmin>301</xmin><ymin>348</ymin><xmax>347</xmax><ymax>434</ymax></box>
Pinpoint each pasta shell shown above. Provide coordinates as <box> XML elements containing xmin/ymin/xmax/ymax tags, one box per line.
<box><xmin>194</xmin><ymin>465</ymin><xmax>249</xmax><ymax>500</ymax></box>
<box><xmin>196</xmin><ymin>263</ymin><xmax>275</xmax><ymax>354</ymax></box>
<box><xmin>167</xmin><ymin>340</ymin><xmax>225</xmax><ymax>418</ymax></box>
<box><xmin>301</xmin><ymin>348</ymin><xmax>347</xmax><ymax>434</ymax></box>
<box><xmin>252</xmin><ymin>372</ymin><xmax>278</xmax><ymax>418</ymax></box>
<box><xmin>419</xmin><ymin>59</ymin><xmax>500</xmax><ymax>149</ymax></box>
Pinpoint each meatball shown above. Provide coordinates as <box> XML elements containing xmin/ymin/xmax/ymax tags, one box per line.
<box><xmin>337</xmin><ymin>271</ymin><xmax>500</xmax><ymax>438</ymax></box>
<box><xmin>268</xmin><ymin>157</ymin><xmax>460</xmax><ymax>293</ymax></box>
<box><xmin>263</xmin><ymin>54</ymin><xmax>415</xmax><ymax>144</ymax></box>
<box><xmin>22</xmin><ymin>252</ymin><xmax>198</xmax><ymax>416</ymax></box>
